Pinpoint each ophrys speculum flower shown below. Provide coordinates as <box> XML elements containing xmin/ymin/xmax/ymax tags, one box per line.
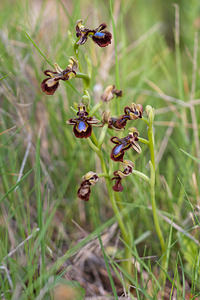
<box><xmin>67</xmin><ymin>104</ymin><xmax>100</xmax><ymax>138</ymax></box>
<box><xmin>110</xmin><ymin>128</ymin><xmax>141</xmax><ymax>162</ymax></box>
<box><xmin>41</xmin><ymin>57</ymin><xmax>78</xmax><ymax>95</ymax></box>
<box><xmin>77</xmin><ymin>172</ymin><xmax>99</xmax><ymax>201</ymax></box>
<box><xmin>112</xmin><ymin>160</ymin><xmax>134</xmax><ymax>192</ymax></box>
<box><xmin>76</xmin><ymin>20</ymin><xmax>112</xmax><ymax>47</ymax></box>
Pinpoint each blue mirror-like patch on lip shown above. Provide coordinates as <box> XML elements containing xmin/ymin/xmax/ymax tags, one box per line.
<box><xmin>94</xmin><ymin>32</ymin><xmax>105</xmax><ymax>38</ymax></box>
<box><xmin>77</xmin><ymin>121</ymin><xmax>87</xmax><ymax>132</ymax></box>
<box><xmin>113</xmin><ymin>144</ymin><xmax>123</xmax><ymax>155</ymax></box>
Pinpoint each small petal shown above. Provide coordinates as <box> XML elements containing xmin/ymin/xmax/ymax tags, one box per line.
<box><xmin>44</xmin><ymin>70</ymin><xmax>58</xmax><ymax>76</ymax></box>
<box><xmin>131</xmin><ymin>141</ymin><xmax>142</xmax><ymax>154</ymax></box>
<box><xmin>77</xmin><ymin>35</ymin><xmax>88</xmax><ymax>45</ymax></box>
<box><xmin>68</xmin><ymin>57</ymin><xmax>78</xmax><ymax>72</ymax></box>
<box><xmin>75</xmin><ymin>19</ymin><xmax>85</xmax><ymax>35</ymax></box>
<box><xmin>77</xmin><ymin>104</ymin><xmax>88</xmax><ymax>117</ymax></box>
<box><xmin>94</xmin><ymin>23</ymin><xmax>107</xmax><ymax>32</ymax></box>
<box><xmin>110</xmin><ymin>136</ymin><xmax>121</xmax><ymax>144</ymax></box>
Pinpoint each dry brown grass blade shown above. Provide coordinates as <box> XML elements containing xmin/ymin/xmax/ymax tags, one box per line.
<box><xmin>0</xmin><ymin>126</ymin><xmax>16</xmax><ymax>136</ymax></box>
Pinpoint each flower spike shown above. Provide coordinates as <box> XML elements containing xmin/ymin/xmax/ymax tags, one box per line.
<box><xmin>41</xmin><ymin>57</ymin><xmax>78</xmax><ymax>95</ymax></box>
<box><xmin>67</xmin><ymin>104</ymin><xmax>100</xmax><ymax>138</ymax></box>
<box><xmin>76</xmin><ymin>20</ymin><xmax>112</xmax><ymax>47</ymax></box>
<box><xmin>77</xmin><ymin>172</ymin><xmax>99</xmax><ymax>201</ymax></box>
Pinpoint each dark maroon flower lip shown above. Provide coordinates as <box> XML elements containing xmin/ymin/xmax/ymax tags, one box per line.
<box><xmin>41</xmin><ymin>58</ymin><xmax>78</xmax><ymax>95</ymax></box>
<box><xmin>77</xmin><ymin>172</ymin><xmax>99</xmax><ymax>201</ymax></box>
<box><xmin>41</xmin><ymin>78</ymin><xmax>59</xmax><ymax>95</ymax></box>
<box><xmin>91</xmin><ymin>30</ymin><xmax>112</xmax><ymax>47</ymax></box>
<box><xmin>112</xmin><ymin>176</ymin><xmax>124</xmax><ymax>192</ymax></box>
<box><xmin>76</xmin><ymin>20</ymin><xmax>112</xmax><ymax>47</ymax></box>
<box><xmin>110</xmin><ymin>130</ymin><xmax>141</xmax><ymax>162</ymax></box>
<box><xmin>67</xmin><ymin>104</ymin><xmax>100</xmax><ymax>139</ymax></box>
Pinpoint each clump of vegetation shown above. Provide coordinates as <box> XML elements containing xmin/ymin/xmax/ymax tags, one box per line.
<box><xmin>0</xmin><ymin>1</ymin><xmax>200</xmax><ymax>299</ymax></box>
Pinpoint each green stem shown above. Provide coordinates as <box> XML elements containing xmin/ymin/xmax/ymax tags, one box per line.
<box><xmin>141</xmin><ymin>116</ymin><xmax>149</xmax><ymax>126</ymax></box>
<box><xmin>109</xmin><ymin>0</ymin><xmax>120</xmax><ymax>90</ymax></box>
<box><xmin>98</xmin><ymin>125</ymin><xmax>108</xmax><ymax>148</ymax></box>
<box><xmin>73</xmin><ymin>41</ymin><xmax>90</xmax><ymax>89</ymax></box>
<box><xmin>91</xmin><ymin>131</ymin><xmax>99</xmax><ymax>146</ymax></box>
<box><xmin>76</xmin><ymin>72</ymin><xmax>90</xmax><ymax>89</ymax></box>
<box><xmin>104</xmin><ymin>177</ymin><xmax>127</xmax><ymax>241</ymax></box>
<box><xmin>149</xmin><ymin>162</ymin><xmax>165</xmax><ymax>254</ymax></box>
<box><xmin>90</xmin><ymin>138</ymin><xmax>124</xmax><ymax>231</ymax></box>
<box><xmin>147</xmin><ymin>106</ymin><xmax>166</xmax><ymax>255</ymax></box>
<box><xmin>88</xmin><ymin>138</ymin><xmax>100</xmax><ymax>154</ymax></box>
<box><xmin>132</xmin><ymin>170</ymin><xmax>150</xmax><ymax>183</ymax></box>
<box><xmin>147</xmin><ymin>121</ymin><xmax>155</xmax><ymax>170</ymax></box>
<box><xmin>74</xmin><ymin>40</ymin><xmax>79</xmax><ymax>62</ymax></box>
<box><xmin>89</xmin><ymin>134</ymin><xmax>132</xmax><ymax>276</ymax></box>
<box><xmin>98</xmin><ymin>173</ymin><xmax>109</xmax><ymax>178</ymax></box>
<box><xmin>115</xmin><ymin>193</ymin><xmax>133</xmax><ymax>276</ymax></box>
<box><xmin>109</xmin><ymin>0</ymin><xmax>120</xmax><ymax>115</ymax></box>
<box><xmin>90</xmin><ymin>102</ymin><xmax>103</xmax><ymax>116</ymax></box>
<box><xmin>138</xmin><ymin>137</ymin><xmax>149</xmax><ymax>145</ymax></box>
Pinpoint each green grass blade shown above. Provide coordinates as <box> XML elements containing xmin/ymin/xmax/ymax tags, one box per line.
<box><xmin>180</xmin><ymin>148</ymin><xmax>200</xmax><ymax>163</ymax></box>
<box><xmin>24</xmin><ymin>31</ymin><xmax>54</xmax><ymax>67</ymax></box>
<box><xmin>98</xmin><ymin>234</ymin><xmax>118</xmax><ymax>299</ymax></box>
<box><xmin>0</xmin><ymin>74</ymin><xmax>9</xmax><ymax>81</ymax></box>
<box><xmin>0</xmin><ymin>169</ymin><xmax>32</xmax><ymax>204</ymax></box>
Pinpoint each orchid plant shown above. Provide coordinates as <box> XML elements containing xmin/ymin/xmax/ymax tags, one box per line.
<box><xmin>41</xmin><ymin>19</ymin><xmax>166</xmax><ymax>282</ymax></box>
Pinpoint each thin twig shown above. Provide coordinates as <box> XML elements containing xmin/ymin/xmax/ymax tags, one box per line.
<box><xmin>15</xmin><ymin>133</ymin><xmax>32</xmax><ymax>191</ymax></box>
<box><xmin>121</xmin><ymin>23</ymin><xmax>162</xmax><ymax>57</ymax></box>
<box><xmin>3</xmin><ymin>228</ymin><xmax>40</xmax><ymax>261</ymax></box>
<box><xmin>156</xmin><ymin>120</ymin><xmax>174</xmax><ymax>166</ymax></box>
<box><xmin>155</xmin><ymin>209</ymin><xmax>200</xmax><ymax>247</ymax></box>
<box><xmin>0</xmin><ymin>265</ymin><xmax>13</xmax><ymax>289</ymax></box>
